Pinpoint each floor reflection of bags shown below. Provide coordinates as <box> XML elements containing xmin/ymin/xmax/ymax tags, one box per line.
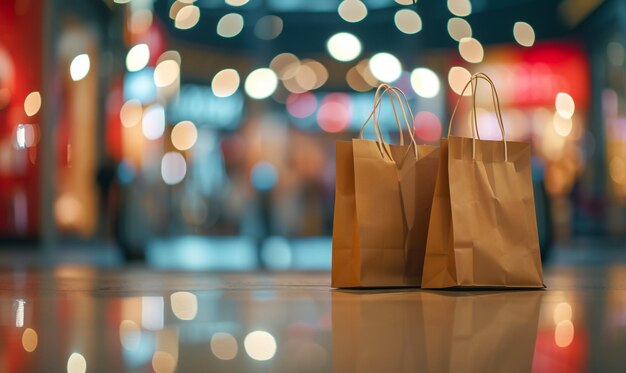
<box><xmin>421</xmin><ymin>291</ymin><xmax>543</xmax><ymax>373</ymax></box>
<box><xmin>332</xmin><ymin>291</ymin><xmax>427</xmax><ymax>372</ymax></box>
<box><xmin>332</xmin><ymin>86</ymin><xmax>439</xmax><ymax>288</ymax></box>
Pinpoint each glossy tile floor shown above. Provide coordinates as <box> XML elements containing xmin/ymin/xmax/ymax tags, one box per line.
<box><xmin>0</xmin><ymin>255</ymin><xmax>624</xmax><ymax>372</ymax></box>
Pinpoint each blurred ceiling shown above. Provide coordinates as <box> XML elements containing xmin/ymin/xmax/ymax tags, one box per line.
<box><xmin>153</xmin><ymin>0</ymin><xmax>601</xmax><ymax>60</ymax></box>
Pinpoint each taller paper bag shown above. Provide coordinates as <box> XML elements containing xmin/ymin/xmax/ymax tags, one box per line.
<box><xmin>332</xmin><ymin>86</ymin><xmax>438</xmax><ymax>288</ymax></box>
<box><xmin>421</xmin><ymin>73</ymin><xmax>544</xmax><ymax>288</ymax></box>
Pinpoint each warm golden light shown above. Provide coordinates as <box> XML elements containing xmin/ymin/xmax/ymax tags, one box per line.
<box><xmin>554</xmin><ymin>320</ymin><xmax>575</xmax><ymax>348</ymax></box>
<box><xmin>244</xmin><ymin>331</ymin><xmax>277</xmax><ymax>361</ymax></box>
<box><xmin>610</xmin><ymin>157</ymin><xmax>626</xmax><ymax>184</ymax></box>
<box><xmin>270</xmin><ymin>53</ymin><xmax>300</xmax><ymax>80</ymax></box>
<box><xmin>447</xmin><ymin>0</ymin><xmax>472</xmax><ymax>17</ymax></box>
<box><xmin>211</xmin><ymin>332</ymin><xmax>238</xmax><ymax>360</ymax></box>
<box><xmin>120</xmin><ymin>99</ymin><xmax>143</xmax><ymax>128</ymax></box>
<box><xmin>555</xmin><ymin>92</ymin><xmax>575</xmax><ymax>118</ymax></box>
<box><xmin>369</xmin><ymin>53</ymin><xmax>402</xmax><ymax>83</ymax></box>
<box><xmin>356</xmin><ymin>59</ymin><xmax>379</xmax><ymax>87</ymax></box>
<box><xmin>130</xmin><ymin>9</ymin><xmax>153</xmax><ymax>35</ymax></box>
<box><xmin>346</xmin><ymin>66</ymin><xmax>371</xmax><ymax>92</ymax></box>
<box><xmin>447</xmin><ymin>17</ymin><xmax>472</xmax><ymax>41</ymax></box>
<box><xmin>294</xmin><ymin>64</ymin><xmax>317</xmax><ymax>91</ymax></box>
<box><xmin>22</xmin><ymin>328</ymin><xmax>38</xmax><ymax>352</ymax></box>
<box><xmin>126</xmin><ymin>44</ymin><xmax>150</xmax><ymax>72</ymax></box>
<box><xmin>513</xmin><ymin>21</ymin><xmax>535</xmax><ymax>47</ymax></box>
<box><xmin>175</xmin><ymin>5</ymin><xmax>200</xmax><ymax>29</ymax></box>
<box><xmin>170</xmin><ymin>291</ymin><xmax>198</xmax><ymax>320</ymax></box>
<box><xmin>338</xmin><ymin>0</ymin><xmax>367</xmax><ymax>23</ymax></box>
<box><xmin>152</xmin><ymin>351</ymin><xmax>177</xmax><ymax>373</ymax></box>
<box><xmin>326</xmin><ymin>32</ymin><xmax>362</xmax><ymax>62</ymax></box>
<box><xmin>225</xmin><ymin>0</ymin><xmax>249</xmax><ymax>6</ymax></box>
<box><xmin>55</xmin><ymin>194</ymin><xmax>82</xmax><ymax>227</ymax></box>
<box><xmin>119</xmin><ymin>320</ymin><xmax>141</xmax><ymax>350</ymax></box>
<box><xmin>70</xmin><ymin>54</ymin><xmax>90</xmax><ymax>82</ymax></box>
<box><xmin>410</xmin><ymin>68</ymin><xmax>440</xmax><ymax>98</ymax></box>
<box><xmin>24</xmin><ymin>91</ymin><xmax>41</xmax><ymax>117</ymax></box>
<box><xmin>448</xmin><ymin>66</ymin><xmax>472</xmax><ymax>96</ymax></box>
<box><xmin>302</xmin><ymin>59</ymin><xmax>329</xmax><ymax>89</ymax></box>
<box><xmin>217</xmin><ymin>13</ymin><xmax>244</xmax><ymax>38</ymax></box>
<box><xmin>244</xmin><ymin>68</ymin><xmax>278</xmax><ymax>99</ymax></box>
<box><xmin>553</xmin><ymin>302</ymin><xmax>573</xmax><ymax>324</ymax></box>
<box><xmin>212</xmin><ymin>69</ymin><xmax>240</xmax><ymax>97</ymax></box>
<box><xmin>154</xmin><ymin>60</ymin><xmax>180</xmax><ymax>88</ymax></box>
<box><xmin>553</xmin><ymin>113</ymin><xmax>573</xmax><ymax>137</ymax></box>
<box><xmin>394</xmin><ymin>9</ymin><xmax>422</xmax><ymax>34</ymax></box>
<box><xmin>67</xmin><ymin>353</ymin><xmax>87</xmax><ymax>373</ymax></box>
<box><xmin>169</xmin><ymin>1</ymin><xmax>187</xmax><ymax>20</ymax></box>
<box><xmin>459</xmin><ymin>37</ymin><xmax>484</xmax><ymax>63</ymax></box>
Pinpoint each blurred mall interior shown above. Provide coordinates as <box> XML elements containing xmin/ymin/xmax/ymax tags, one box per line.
<box><xmin>1</xmin><ymin>0</ymin><xmax>626</xmax><ymax>372</ymax></box>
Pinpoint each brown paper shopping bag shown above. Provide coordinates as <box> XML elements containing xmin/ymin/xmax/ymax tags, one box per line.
<box><xmin>422</xmin><ymin>73</ymin><xmax>544</xmax><ymax>288</ymax></box>
<box><xmin>332</xmin><ymin>85</ymin><xmax>439</xmax><ymax>288</ymax></box>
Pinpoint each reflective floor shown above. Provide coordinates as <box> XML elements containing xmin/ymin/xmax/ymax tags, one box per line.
<box><xmin>0</xmin><ymin>258</ymin><xmax>624</xmax><ymax>372</ymax></box>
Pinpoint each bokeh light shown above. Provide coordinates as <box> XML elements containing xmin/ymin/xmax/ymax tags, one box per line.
<box><xmin>369</xmin><ymin>53</ymin><xmax>402</xmax><ymax>83</ymax></box>
<box><xmin>161</xmin><ymin>152</ymin><xmax>187</xmax><ymax>185</ymax></box>
<box><xmin>251</xmin><ymin>162</ymin><xmax>278</xmax><ymax>191</ymax></box>
<box><xmin>217</xmin><ymin>13</ymin><xmax>244</xmax><ymax>38</ymax></box>
<box><xmin>410</xmin><ymin>68</ymin><xmax>440</xmax><ymax>98</ymax></box>
<box><xmin>338</xmin><ymin>0</ymin><xmax>367</xmax><ymax>23</ymax></box>
<box><xmin>513</xmin><ymin>21</ymin><xmax>535</xmax><ymax>47</ymax></box>
<box><xmin>413</xmin><ymin>111</ymin><xmax>442</xmax><ymax>142</ymax></box>
<box><xmin>142</xmin><ymin>104</ymin><xmax>165</xmax><ymax>140</ymax></box>
<box><xmin>555</xmin><ymin>92</ymin><xmax>575</xmax><ymax>118</ymax></box>
<box><xmin>346</xmin><ymin>66</ymin><xmax>371</xmax><ymax>92</ymax></box>
<box><xmin>120</xmin><ymin>99</ymin><xmax>143</xmax><ymax>128</ymax></box>
<box><xmin>286</xmin><ymin>92</ymin><xmax>318</xmax><ymax>118</ymax></box>
<box><xmin>553</xmin><ymin>302</ymin><xmax>573</xmax><ymax>325</ymax></box>
<box><xmin>607</xmin><ymin>41</ymin><xmax>625</xmax><ymax>66</ymax></box>
<box><xmin>170</xmin><ymin>291</ymin><xmax>198</xmax><ymax>320</ymax></box>
<box><xmin>22</xmin><ymin>328</ymin><xmax>38</xmax><ymax>352</ymax></box>
<box><xmin>447</xmin><ymin>17</ymin><xmax>472</xmax><ymax>41</ymax></box>
<box><xmin>212</xmin><ymin>68</ymin><xmax>240</xmax><ymax>97</ymax></box>
<box><xmin>448</xmin><ymin>66</ymin><xmax>472</xmax><ymax>96</ymax></box>
<box><xmin>317</xmin><ymin>93</ymin><xmax>352</xmax><ymax>133</ymax></box>
<box><xmin>70</xmin><ymin>54</ymin><xmax>90</xmax><ymax>82</ymax></box>
<box><xmin>15</xmin><ymin>124</ymin><xmax>35</xmax><ymax>149</ymax></box>
<box><xmin>226</xmin><ymin>0</ymin><xmax>249</xmax><ymax>6</ymax></box>
<box><xmin>119</xmin><ymin>320</ymin><xmax>141</xmax><ymax>350</ymax></box>
<box><xmin>171</xmin><ymin>121</ymin><xmax>198</xmax><ymax>151</ymax></box>
<box><xmin>244</xmin><ymin>331</ymin><xmax>277</xmax><ymax>361</ymax></box>
<box><xmin>67</xmin><ymin>353</ymin><xmax>87</xmax><ymax>373</ymax></box>
<box><xmin>169</xmin><ymin>1</ymin><xmax>186</xmax><ymax>20</ymax></box>
<box><xmin>356</xmin><ymin>58</ymin><xmax>379</xmax><ymax>87</ymax></box>
<box><xmin>154</xmin><ymin>60</ymin><xmax>180</xmax><ymax>87</ymax></box>
<box><xmin>245</xmin><ymin>68</ymin><xmax>278</xmax><ymax>99</ymax></box>
<box><xmin>447</xmin><ymin>0</ymin><xmax>472</xmax><ymax>17</ymax></box>
<box><xmin>270</xmin><ymin>53</ymin><xmax>300</xmax><ymax>80</ymax></box>
<box><xmin>152</xmin><ymin>351</ymin><xmax>177</xmax><ymax>373</ymax></box>
<box><xmin>24</xmin><ymin>91</ymin><xmax>41</xmax><ymax>117</ymax></box>
<box><xmin>459</xmin><ymin>37</ymin><xmax>484</xmax><ymax>63</ymax></box>
<box><xmin>554</xmin><ymin>320</ymin><xmax>575</xmax><ymax>348</ymax></box>
<box><xmin>175</xmin><ymin>5</ymin><xmax>200</xmax><ymax>30</ymax></box>
<box><xmin>129</xmin><ymin>9</ymin><xmax>153</xmax><ymax>35</ymax></box>
<box><xmin>394</xmin><ymin>9</ymin><xmax>422</xmax><ymax>34</ymax></box>
<box><xmin>553</xmin><ymin>113</ymin><xmax>573</xmax><ymax>137</ymax></box>
<box><xmin>126</xmin><ymin>44</ymin><xmax>150</xmax><ymax>72</ymax></box>
<box><xmin>211</xmin><ymin>332</ymin><xmax>238</xmax><ymax>360</ymax></box>
<box><xmin>326</xmin><ymin>32</ymin><xmax>362</xmax><ymax>62</ymax></box>
<box><xmin>254</xmin><ymin>15</ymin><xmax>283</xmax><ymax>40</ymax></box>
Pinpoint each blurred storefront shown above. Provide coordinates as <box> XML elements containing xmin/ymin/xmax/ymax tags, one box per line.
<box><xmin>1</xmin><ymin>0</ymin><xmax>626</xmax><ymax>266</ymax></box>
